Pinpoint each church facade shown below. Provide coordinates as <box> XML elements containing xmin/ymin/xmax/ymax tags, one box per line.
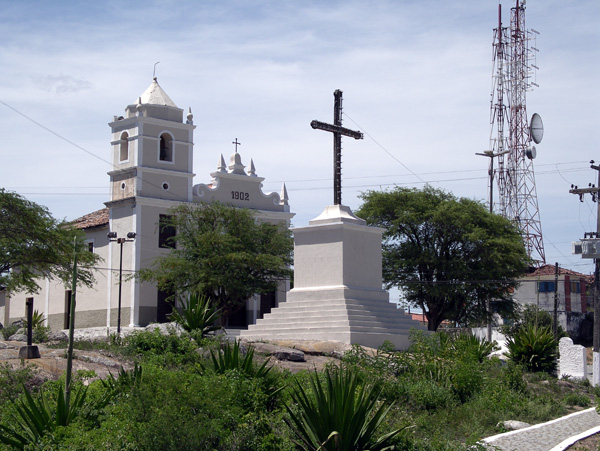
<box><xmin>5</xmin><ymin>78</ymin><xmax>293</xmax><ymax>331</ymax></box>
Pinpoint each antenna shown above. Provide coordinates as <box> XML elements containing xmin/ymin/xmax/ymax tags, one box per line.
<box><xmin>153</xmin><ymin>61</ymin><xmax>160</xmax><ymax>79</ymax></box>
<box><xmin>488</xmin><ymin>0</ymin><xmax>545</xmax><ymax>264</ymax></box>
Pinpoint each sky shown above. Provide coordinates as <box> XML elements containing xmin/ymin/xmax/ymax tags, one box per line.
<box><xmin>1</xmin><ymin>0</ymin><xmax>599</xmax><ymax>287</ymax></box>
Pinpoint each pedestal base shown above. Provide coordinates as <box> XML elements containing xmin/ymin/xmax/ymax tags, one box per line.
<box><xmin>19</xmin><ymin>345</ymin><xmax>40</xmax><ymax>359</ymax></box>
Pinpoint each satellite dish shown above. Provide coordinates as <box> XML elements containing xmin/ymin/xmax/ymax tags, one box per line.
<box><xmin>530</xmin><ymin>113</ymin><xmax>544</xmax><ymax>144</ymax></box>
<box><xmin>526</xmin><ymin>146</ymin><xmax>537</xmax><ymax>160</ymax></box>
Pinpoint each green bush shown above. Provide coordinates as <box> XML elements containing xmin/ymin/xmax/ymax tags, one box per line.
<box><xmin>1</xmin><ymin>324</ymin><xmax>18</xmax><ymax>340</ymax></box>
<box><xmin>563</xmin><ymin>393</ymin><xmax>590</xmax><ymax>407</ymax></box>
<box><xmin>506</xmin><ymin>324</ymin><xmax>558</xmax><ymax>373</ymax></box>
<box><xmin>122</xmin><ymin>328</ymin><xmax>199</xmax><ymax>366</ymax></box>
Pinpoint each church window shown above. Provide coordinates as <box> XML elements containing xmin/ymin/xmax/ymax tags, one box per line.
<box><xmin>162</xmin><ymin>182</ymin><xmax>170</xmax><ymax>191</ymax></box>
<box><xmin>120</xmin><ymin>182</ymin><xmax>126</xmax><ymax>190</ymax></box>
<box><xmin>159</xmin><ymin>133</ymin><xmax>173</xmax><ymax>162</ymax></box>
<box><xmin>87</xmin><ymin>241</ymin><xmax>94</xmax><ymax>253</ymax></box>
<box><xmin>159</xmin><ymin>214</ymin><xmax>176</xmax><ymax>248</ymax></box>
<box><xmin>119</xmin><ymin>132</ymin><xmax>129</xmax><ymax>162</ymax></box>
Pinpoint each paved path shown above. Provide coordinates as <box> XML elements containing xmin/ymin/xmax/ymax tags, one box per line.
<box><xmin>483</xmin><ymin>408</ymin><xmax>600</xmax><ymax>451</ymax></box>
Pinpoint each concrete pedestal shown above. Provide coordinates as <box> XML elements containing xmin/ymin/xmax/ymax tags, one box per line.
<box><xmin>19</xmin><ymin>345</ymin><xmax>40</xmax><ymax>359</ymax></box>
<box><xmin>240</xmin><ymin>205</ymin><xmax>426</xmax><ymax>349</ymax></box>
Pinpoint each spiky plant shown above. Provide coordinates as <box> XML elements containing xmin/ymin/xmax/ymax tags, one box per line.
<box><xmin>285</xmin><ymin>365</ymin><xmax>404</xmax><ymax>451</ymax></box>
<box><xmin>506</xmin><ymin>324</ymin><xmax>558</xmax><ymax>373</ymax></box>
<box><xmin>168</xmin><ymin>292</ymin><xmax>222</xmax><ymax>338</ymax></box>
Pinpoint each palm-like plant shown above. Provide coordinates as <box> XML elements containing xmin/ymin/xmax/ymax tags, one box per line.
<box><xmin>285</xmin><ymin>365</ymin><xmax>404</xmax><ymax>451</ymax></box>
<box><xmin>0</xmin><ymin>382</ymin><xmax>113</xmax><ymax>449</ymax></box>
<box><xmin>506</xmin><ymin>324</ymin><xmax>558</xmax><ymax>373</ymax></box>
<box><xmin>203</xmin><ymin>340</ymin><xmax>282</xmax><ymax>399</ymax></box>
<box><xmin>169</xmin><ymin>292</ymin><xmax>222</xmax><ymax>338</ymax></box>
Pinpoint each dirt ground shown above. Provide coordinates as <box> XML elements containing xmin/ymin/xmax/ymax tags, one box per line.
<box><xmin>566</xmin><ymin>432</ymin><xmax>600</xmax><ymax>451</ymax></box>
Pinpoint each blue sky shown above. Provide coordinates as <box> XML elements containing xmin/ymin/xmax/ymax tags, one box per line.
<box><xmin>1</xmin><ymin>0</ymin><xmax>599</xmax><ymax>286</ymax></box>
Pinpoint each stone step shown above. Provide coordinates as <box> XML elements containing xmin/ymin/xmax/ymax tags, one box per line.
<box><xmin>258</xmin><ymin>311</ymin><xmax>417</xmax><ymax>328</ymax></box>
<box><xmin>245</xmin><ymin>319</ymin><xmax>416</xmax><ymax>335</ymax></box>
<box><xmin>274</xmin><ymin>299</ymin><xmax>405</xmax><ymax>313</ymax></box>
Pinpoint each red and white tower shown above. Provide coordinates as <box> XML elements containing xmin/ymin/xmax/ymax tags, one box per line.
<box><xmin>489</xmin><ymin>0</ymin><xmax>545</xmax><ymax>264</ymax></box>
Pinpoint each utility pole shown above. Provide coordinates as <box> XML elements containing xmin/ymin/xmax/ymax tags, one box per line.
<box><xmin>569</xmin><ymin>160</ymin><xmax>600</xmax><ymax>386</ymax></box>
<box><xmin>476</xmin><ymin>149</ymin><xmax>510</xmax><ymax>342</ymax></box>
<box><xmin>108</xmin><ymin>231</ymin><xmax>136</xmax><ymax>334</ymax></box>
<box><xmin>553</xmin><ymin>262</ymin><xmax>559</xmax><ymax>338</ymax></box>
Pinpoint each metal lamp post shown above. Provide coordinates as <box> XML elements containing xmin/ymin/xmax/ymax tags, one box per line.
<box><xmin>107</xmin><ymin>231</ymin><xmax>136</xmax><ymax>334</ymax></box>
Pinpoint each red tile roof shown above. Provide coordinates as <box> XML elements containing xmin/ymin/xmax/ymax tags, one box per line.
<box><xmin>527</xmin><ymin>264</ymin><xmax>592</xmax><ymax>280</ymax></box>
<box><xmin>71</xmin><ymin>208</ymin><xmax>109</xmax><ymax>230</ymax></box>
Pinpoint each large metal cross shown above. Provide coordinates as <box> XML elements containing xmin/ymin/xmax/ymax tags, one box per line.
<box><xmin>311</xmin><ymin>90</ymin><xmax>363</xmax><ymax>205</ymax></box>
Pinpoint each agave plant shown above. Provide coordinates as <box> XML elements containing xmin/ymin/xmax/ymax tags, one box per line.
<box><xmin>22</xmin><ymin>309</ymin><xmax>46</xmax><ymax>330</ymax></box>
<box><xmin>506</xmin><ymin>324</ymin><xmax>558</xmax><ymax>373</ymax></box>
<box><xmin>169</xmin><ymin>292</ymin><xmax>222</xmax><ymax>338</ymax></box>
<box><xmin>451</xmin><ymin>333</ymin><xmax>498</xmax><ymax>363</ymax></box>
<box><xmin>285</xmin><ymin>365</ymin><xmax>404</xmax><ymax>451</ymax></box>
<box><xmin>202</xmin><ymin>340</ymin><xmax>282</xmax><ymax>400</ymax></box>
<box><xmin>0</xmin><ymin>381</ymin><xmax>113</xmax><ymax>449</ymax></box>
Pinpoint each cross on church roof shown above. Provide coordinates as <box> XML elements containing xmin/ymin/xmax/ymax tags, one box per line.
<box><xmin>232</xmin><ymin>138</ymin><xmax>241</xmax><ymax>153</ymax></box>
<box><xmin>311</xmin><ymin>90</ymin><xmax>363</xmax><ymax>205</ymax></box>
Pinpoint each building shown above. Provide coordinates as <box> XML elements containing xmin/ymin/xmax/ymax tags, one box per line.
<box><xmin>511</xmin><ymin>264</ymin><xmax>593</xmax><ymax>340</ymax></box>
<box><xmin>5</xmin><ymin>78</ymin><xmax>294</xmax><ymax>330</ymax></box>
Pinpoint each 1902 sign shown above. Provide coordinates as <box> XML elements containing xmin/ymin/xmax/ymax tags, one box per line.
<box><xmin>231</xmin><ymin>191</ymin><xmax>250</xmax><ymax>201</ymax></box>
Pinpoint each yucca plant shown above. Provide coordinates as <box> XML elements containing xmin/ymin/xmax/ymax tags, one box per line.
<box><xmin>451</xmin><ymin>333</ymin><xmax>498</xmax><ymax>363</ymax></box>
<box><xmin>506</xmin><ymin>324</ymin><xmax>558</xmax><ymax>373</ymax></box>
<box><xmin>169</xmin><ymin>292</ymin><xmax>222</xmax><ymax>338</ymax></box>
<box><xmin>0</xmin><ymin>381</ymin><xmax>113</xmax><ymax>449</ymax></box>
<box><xmin>22</xmin><ymin>309</ymin><xmax>46</xmax><ymax>330</ymax></box>
<box><xmin>285</xmin><ymin>365</ymin><xmax>404</xmax><ymax>451</ymax></box>
<box><xmin>203</xmin><ymin>340</ymin><xmax>282</xmax><ymax>399</ymax></box>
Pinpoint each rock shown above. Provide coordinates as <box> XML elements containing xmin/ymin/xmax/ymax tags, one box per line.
<box><xmin>48</xmin><ymin>331</ymin><xmax>69</xmax><ymax>342</ymax></box>
<box><xmin>8</xmin><ymin>333</ymin><xmax>27</xmax><ymax>342</ymax></box>
<box><xmin>145</xmin><ymin>323</ymin><xmax>184</xmax><ymax>336</ymax></box>
<box><xmin>11</xmin><ymin>320</ymin><xmax>24</xmax><ymax>329</ymax></box>
<box><xmin>77</xmin><ymin>354</ymin><xmax>123</xmax><ymax>369</ymax></box>
<box><xmin>498</xmin><ymin>420</ymin><xmax>531</xmax><ymax>431</ymax></box>
<box><xmin>245</xmin><ymin>342</ymin><xmax>305</xmax><ymax>362</ymax></box>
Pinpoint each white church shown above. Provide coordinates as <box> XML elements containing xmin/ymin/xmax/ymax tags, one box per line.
<box><xmin>5</xmin><ymin>78</ymin><xmax>294</xmax><ymax>331</ymax></box>
<box><xmin>5</xmin><ymin>78</ymin><xmax>425</xmax><ymax>349</ymax></box>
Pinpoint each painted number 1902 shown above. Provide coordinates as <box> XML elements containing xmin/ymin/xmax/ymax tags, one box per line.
<box><xmin>231</xmin><ymin>191</ymin><xmax>249</xmax><ymax>201</ymax></box>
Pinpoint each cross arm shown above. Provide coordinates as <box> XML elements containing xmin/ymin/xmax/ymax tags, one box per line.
<box><xmin>310</xmin><ymin>120</ymin><xmax>363</xmax><ymax>140</ymax></box>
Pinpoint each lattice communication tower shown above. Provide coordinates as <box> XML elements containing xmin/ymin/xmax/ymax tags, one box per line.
<box><xmin>489</xmin><ymin>0</ymin><xmax>545</xmax><ymax>264</ymax></box>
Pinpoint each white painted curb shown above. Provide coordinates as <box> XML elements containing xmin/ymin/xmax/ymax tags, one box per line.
<box><xmin>483</xmin><ymin>407</ymin><xmax>597</xmax><ymax>444</ymax></box>
<box><xmin>549</xmin><ymin>424</ymin><xmax>600</xmax><ymax>451</ymax></box>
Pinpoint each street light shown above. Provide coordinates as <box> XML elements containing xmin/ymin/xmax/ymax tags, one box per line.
<box><xmin>107</xmin><ymin>231</ymin><xmax>136</xmax><ymax>334</ymax></box>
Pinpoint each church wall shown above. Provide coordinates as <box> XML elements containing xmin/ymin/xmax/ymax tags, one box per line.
<box><xmin>6</xmin><ymin>226</ymin><xmax>112</xmax><ymax>331</ymax></box>
<box><xmin>139</xmin><ymin>171</ymin><xmax>190</xmax><ymax>202</ymax></box>
<box><xmin>138</xmin><ymin>125</ymin><xmax>191</xmax><ymax>174</ymax></box>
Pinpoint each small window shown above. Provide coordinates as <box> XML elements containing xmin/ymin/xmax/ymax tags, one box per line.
<box><xmin>88</xmin><ymin>241</ymin><xmax>94</xmax><ymax>253</ymax></box>
<box><xmin>538</xmin><ymin>281</ymin><xmax>555</xmax><ymax>293</ymax></box>
<box><xmin>162</xmin><ymin>182</ymin><xmax>170</xmax><ymax>191</ymax></box>
<box><xmin>158</xmin><ymin>214</ymin><xmax>176</xmax><ymax>249</ymax></box>
<box><xmin>119</xmin><ymin>132</ymin><xmax>129</xmax><ymax>162</ymax></box>
<box><xmin>159</xmin><ymin>133</ymin><xmax>173</xmax><ymax>162</ymax></box>
<box><xmin>120</xmin><ymin>182</ymin><xmax>126</xmax><ymax>191</ymax></box>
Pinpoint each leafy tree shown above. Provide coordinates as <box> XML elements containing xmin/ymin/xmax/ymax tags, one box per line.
<box><xmin>0</xmin><ymin>189</ymin><xmax>99</xmax><ymax>294</ymax></box>
<box><xmin>357</xmin><ymin>186</ymin><xmax>529</xmax><ymax>331</ymax></box>
<box><xmin>139</xmin><ymin>202</ymin><xmax>293</xmax><ymax>322</ymax></box>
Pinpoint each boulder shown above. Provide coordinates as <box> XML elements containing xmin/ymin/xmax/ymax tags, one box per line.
<box><xmin>8</xmin><ymin>333</ymin><xmax>27</xmax><ymax>342</ymax></box>
<box><xmin>497</xmin><ymin>420</ymin><xmax>531</xmax><ymax>431</ymax></box>
<box><xmin>246</xmin><ymin>342</ymin><xmax>305</xmax><ymax>362</ymax></box>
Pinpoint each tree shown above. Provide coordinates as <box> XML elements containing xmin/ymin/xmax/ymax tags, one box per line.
<box><xmin>0</xmin><ymin>189</ymin><xmax>99</xmax><ymax>294</ymax></box>
<box><xmin>138</xmin><ymin>202</ymin><xmax>293</xmax><ymax>322</ymax></box>
<box><xmin>356</xmin><ymin>186</ymin><xmax>529</xmax><ymax>331</ymax></box>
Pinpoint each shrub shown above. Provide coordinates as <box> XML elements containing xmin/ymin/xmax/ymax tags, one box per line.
<box><xmin>506</xmin><ymin>324</ymin><xmax>558</xmax><ymax>373</ymax></box>
<box><xmin>122</xmin><ymin>328</ymin><xmax>199</xmax><ymax>366</ymax></box>
<box><xmin>563</xmin><ymin>393</ymin><xmax>590</xmax><ymax>407</ymax></box>
<box><xmin>451</xmin><ymin>333</ymin><xmax>498</xmax><ymax>363</ymax></box>
<box><xmin>1</xmin><ymin>324</ymin><xmax>18</xmax><ymax>340</ymax></box>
